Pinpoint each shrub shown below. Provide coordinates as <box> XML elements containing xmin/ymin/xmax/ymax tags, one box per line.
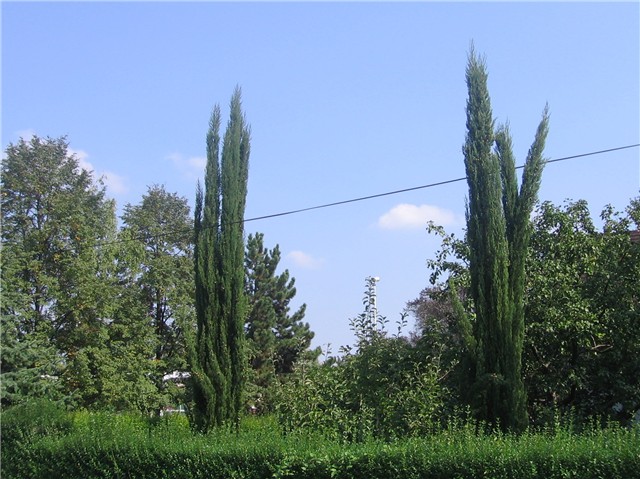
<box><xmin>2</xmin><ymin>416</ymin><xmax>639</xmax><ymax>479</ymax></box>
<box><xmin>1</xmin><ymin>398</ymin><xmax>73</xmax><ymax>447</ymax></box>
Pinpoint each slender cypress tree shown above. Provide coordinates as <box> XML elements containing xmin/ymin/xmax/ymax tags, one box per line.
<box><xmin>461</xmin><ymin>48</ymin><xmax>549</xmax><ymax>432</ymax></box>
<box><xmin>191</xmin><ymin>88</ymin><xmax>250</xmax><ymax>432</ymax></box>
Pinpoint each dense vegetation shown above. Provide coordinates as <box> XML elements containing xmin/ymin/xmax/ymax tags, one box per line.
<box><xmin>2</xmin><ymin>53</ymin><xmax>639</xmax><ymax>477</ymax></box>
<box><xmin>0</xmin><ymin>120</ymin><xmax>314</xmax><ymax>418</ymax></box>
<box><xmin>2</xmin><ymin>402</ymin><xmax>638</xmax><ymax>479</ymax></box>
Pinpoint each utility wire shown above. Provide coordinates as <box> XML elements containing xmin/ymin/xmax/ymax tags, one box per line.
<box><xmin>245</xmin><ymin>143</ymin><xmax>639</xmax><ymax>223</ymax></box>
<box><xmin>99</xmin><ymin>143</ymin><xmax>639</xmax><ymax>247</ymax></box>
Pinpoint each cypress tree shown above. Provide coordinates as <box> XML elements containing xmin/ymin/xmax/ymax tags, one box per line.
<box><xmin>191</xmin><ymin>88</ymin><xmax>250</xmax><ymax>432</ymax></box>
<box><xmin>461</xmin><ymin>48</ymin><xmax>549</xmax><ymax>432</ymax></box>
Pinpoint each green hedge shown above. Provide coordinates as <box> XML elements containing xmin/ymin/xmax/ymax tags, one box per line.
<box><xmin>3</xmin><ymin>428</ymin><xmax>639</xmax><ymax>479</ymax></box>
<box><xmin>2</xmin><ymin>406</ymin><xmax>639</xmax><ymax>479</ymax></box>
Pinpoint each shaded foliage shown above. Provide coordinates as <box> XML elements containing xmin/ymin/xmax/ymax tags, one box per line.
<box><xmin>412</xmin><ymin>197</ymin><xmax>640</xmax><ymax>427</ymax></box>
<box><xmin>190</xmin><ymin>88</ymin><xmax>251</xmax><ymax>432</ymax></box>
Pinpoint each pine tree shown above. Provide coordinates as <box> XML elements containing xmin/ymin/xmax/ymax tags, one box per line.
<box><xmin>191</xmin><ymin>88</ymin><xmax>250</xmax><ymax>432</ymax></box>
<box><xmin>461</xmin><ymin>48</ymin><xmax>549</xmax><ymax>432</ymax></box>
<box><xmin>244</xmin><ymin>233</ymin><xmax>317</xmax><ymax>412</ymax></box>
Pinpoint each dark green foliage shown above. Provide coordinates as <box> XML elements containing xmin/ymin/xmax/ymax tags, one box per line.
<box><xmin>191</xmin><ymin>88</ymin><xmax>251</xmax><ymax>432</ymax></box>
<box><xmin>461</xmin><ymin>48</ymin><xmax>549</xmax><ymax>432</ymax></box>
<box><xmin>416</xmin><ymin>197</ymin><xmax>640</xmax><ymax>428</ymax></box>
<box><xmin>244</xmin><ymin>232</ymin><xmax>318</xmax><ymax>412</ymax></box>
<box><xmin>0</xmin><ymin>314</ymin><xmax>63</xmax><ymax>405</ymax></box>
<box><xmin>525</xmin><ymin>199</ymin><xmax>640</xmax><ymax>425</ymax></box>
<box><xmin>2</xmin><ymin>407</ymin><xmax>639</xmax><ymax>479</ymax></box>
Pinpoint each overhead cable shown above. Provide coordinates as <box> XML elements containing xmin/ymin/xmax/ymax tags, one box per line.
<box><xmin>98</xmin><ymin>143</ymin><xmax>640</xmax><ymax>247</ymax></box>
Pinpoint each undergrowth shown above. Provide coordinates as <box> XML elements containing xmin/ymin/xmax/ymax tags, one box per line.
<box><xmin>2</xmin><ymin>401</ymin><xmax>639</xmax><ymax>479</ymax></box>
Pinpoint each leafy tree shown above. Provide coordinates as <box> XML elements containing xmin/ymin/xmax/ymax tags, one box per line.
<box><xmin>405</xmin><ymin>287</ymin><xmax>463</xmax><ymax>410</ymax></box>
<box><xmin>524</xmin><ymin>199</ymin><xmax>640</xmax><ymax>425</ymax></box>
<box><xmin>458</xmin><ymin>48</ymin><xmax>549</xmax><ymax>432</ymax></box>
<box><xmin>191</xmin><ymin>88</ymin><xmax>250</xmax><ymax>432</ymax></box>
<box><xmin>414</xmin><ymin>197</ymin><xmax>640</xmax><ymax>427</ymax></box>
<box><xmin>1</xmin><ymin>135</ymin><xmax>164</xmax><ymax>413</ymax></box>
<box><xmin>244</xmin><ymin>232</ymin><xmax>317</xmax><ymax>412</ymax></box>
<box><xmin>1</xmin><ymin>136</ymin><xmax>117</xmax><ymax>407</ymax></box>
<box><xmin>276</xmin><ymin>278</ymin><xmax>444</xmax><ymax>441</ymax></box>
<box><xmin>121</xmin><ymin>185</ymin><xmax>194</xmax><ymax>405</ymax></box>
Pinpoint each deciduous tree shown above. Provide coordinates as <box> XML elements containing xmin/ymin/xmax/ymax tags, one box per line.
<box><xmin>121</xmin><ymin>185</ymin><xmax>194</xmax><ymax>404</ymax></box>
<box><xmin>525</xmin><ymin>199</ymin><xmax>640</xmax><ymax>425</ymax></box>
<box><xmin>1</xmin><ymin>136</ymin><xmax>117</xmax><ymax>407</ymax></box>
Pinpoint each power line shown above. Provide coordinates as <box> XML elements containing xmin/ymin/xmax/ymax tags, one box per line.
<box><xmin>243</xmin><ymin>143</ymin><xmax>639</xmax><ymax>223</ymax></box>
<box><xmin>99</xmin><ymin>143</ymin><xmax>639</xmax><ymax>247</ymax></box>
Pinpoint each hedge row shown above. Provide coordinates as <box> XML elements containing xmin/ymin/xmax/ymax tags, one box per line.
<box><xmin>3</xmin><ymin>427</ymin><xmax>639</xmax><ymax>479</ymax></box>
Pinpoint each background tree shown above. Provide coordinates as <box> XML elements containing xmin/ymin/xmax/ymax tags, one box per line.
<box><xmin>524</xmin><ymin>199</ymin><xmax>640</xmax><ymax>425</ymax></box>
<box><xmin>244</xmin><ymin>232</ymin><xmax>318</xmax><ymax>412</ymax></box>
<box><xmin>121</xmin><ymin>185</ymin><xmax>194</xmax><ymax>407</ymax></box>
<box><xmin>191</xmin><ymin>88</ymin><xmax>250</xmax><ymax>432</ymax></box>
<box><xmin>414</xmin><ymin>196</ymin><xmax>640</xmax><ymax>427</ymax></box>
<box><xmin>1</xmin><ymin>135</ymin><xmax>165</xmax><ymax>412</ymax></box>
<box><xmin>244</xmin><ymin>233</ymin><xmax>278</xmax><ymax>412</ymax></box>
<box><xmin>459</xmin><ymin>48</ymin><xmax>548</xmax><ymax>432</ymax></box>
<box><xmin>1</xmin><ymin>136</ymin><xmax>117</xmax><ymax>407</ymax></box>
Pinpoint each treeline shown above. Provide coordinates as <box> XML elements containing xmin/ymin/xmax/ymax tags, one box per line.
<box><xmin>2</xmin><ymin>139</ymin><xmax>639</xmax><ymax>435</ymax></box>
<box><xmin>0</xmin><ymin>135</ymin><xmax>317</xmax><ymax>415</ymax></box>
<box><xmin>273</xmin><ymin>50</ymin><xmax>640</xmax><ymax>438</ymax></box>
<box><xmin>2</xmin><ymin>51</ymin><xmax>639</xmax><ymax>440</ymax></box>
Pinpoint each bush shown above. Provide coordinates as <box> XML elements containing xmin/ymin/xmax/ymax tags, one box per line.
<box><xmin>275</xmin><ymin>334</ymin><xmax>446</xmax><ymax>441</ymax></box>
<box><xmin>1</xmin><ymin>398</ymin><xmax>73</xmax><ymax>447</ymax></box>
<box><xmin>2</xmin><ymin>414</ymin><xmax>639</xmax><ymax>479</ymax></box>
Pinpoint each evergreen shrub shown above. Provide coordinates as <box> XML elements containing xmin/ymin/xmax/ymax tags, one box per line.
<box><xmin>2</xmin><ymin>409</ymin><xmax>638</xmax><ymax>479</ymax></box>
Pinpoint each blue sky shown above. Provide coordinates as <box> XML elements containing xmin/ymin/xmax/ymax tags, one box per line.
<box><xmin>3</xmin><ymin>1</ymin><xmax>639</xmax><ymax>353</ymax></box>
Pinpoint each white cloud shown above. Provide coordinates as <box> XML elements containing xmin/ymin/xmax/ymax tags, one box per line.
<box><xmin>287</xmin><ymin>250</ymin><xmax>325</xmax><ymax>270</ymax></box>
<box><xmin>70</xmin><ymin>148</ymin><xmax>128</xmax><ymax>196</ymax></box>
<box><xmin>377</xmin><ymin>203</ymin><xmax>460</xmax><ymax>230</ymax></box>
<box><xmin>101</xmin><ymin>171</ymin><xmax>128</xmax><ymax>195</ymax></box>
<box><xmin>167</xmin><ymin>152</ymin><xmax>206</xmax><ymax>179</ymax></box>
<box><xmin>15</xmin><ymin>129</ymin><xmax>36</xmax><ymax>141</ymax></box>
<box><xmin>188</xmin><ymin>156</ymin><xmax>207</xmax><ymax>170</ymax></box>
<box><xmin>70</xmin><ymin>148</ymin><xmax>91</xmax><ymax>169</ymax></box>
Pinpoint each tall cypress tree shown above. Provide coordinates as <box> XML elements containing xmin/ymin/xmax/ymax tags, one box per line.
<box><xmin>461</xmin><ymin>48</ymin><xmax>549</xmax><ymax>432</ymax></box>
<box><xmin>191</xmin><ymin>88</ymin><xmax>250</xmax><ymax>432</ymax></box>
